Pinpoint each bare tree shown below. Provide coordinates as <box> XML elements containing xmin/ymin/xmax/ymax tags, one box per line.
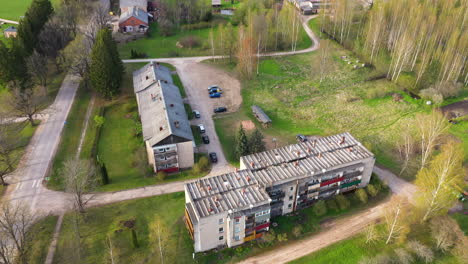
<box><xmin>149</xmin><ymin>216</ymin><xmax>169</xmax><ymax>264</ymax></box>
<box><xmin>83</xmin><ymin>5</ymin><xmax>112</xmax><ymax>45</ymax></box>
<box><xmin>429</xmin><ymin>216</ymin><xmax>461</xmax><ymax>252</ymax></box>
<box><xmin>407</xmin><ymin>240</ymin><xmax>434</xmax><ymax>263</ymax></box>
<box><xmin>105</xmin><ymin>235</ymin><xmax>119</xmax><ymax>264</ymax></box>
<box><xmin>60</xmin><ymin>35</ymin><xmax>91</xmax><ymax>88</ymax></box>
<box><xmin>0</xmin><ymin>202</ymin><xmax>35</xmax><ymax>264</ymax></box>
<box><xmin>26</xmin><ymin>51</ymin><xmax>49</xmax><ymax>93</ymax></box>
<box><xmin>382</xmin><ymin>196</ymin><xmax>410</xmax><ymax>244</ymax></box>
<box><xmin>364</xmin><ymin>224</ymin><xmax>378</xmax><ymax>244</ymax></box>
<box><xmin>63</xmin><ymin>158</ymin><xmax>97</xmax><ymax>213</ymax></box>
<box><xmin>318</xmin><ymin>39</ymin><xmax>331</xmax><ymax>83</ymax></box>
<box><xmin>0</xmin><ymin>121</ymin><xmax>22</xmax><ymax>186</ymax></box>
<box><xmin>416</xmin><ymin>110</ymin><xmax>449</xmax><ymax>169</ymax></box>
<box><xmin>394</xmin><ymin>248</ymin><xmax>413</xmax><ymax>264</ymax></box>
<box><xmin>5</xmin><ymin>85</ymin><xmax>47</xmax><ymax>127</ymax></box>
<box><xmin>397</xmin><ymin>124</ymin><xmax>415</xmax><ymax>175</ymax></box>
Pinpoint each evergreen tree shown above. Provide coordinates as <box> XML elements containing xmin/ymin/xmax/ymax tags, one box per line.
<box><xmin>100</xmin><ymin>162</ymin><xmax>109</xmax><ymax>185</ymax></box>
<box><xmin>17</xmin><ymin>0</ymin><xmax>54</xmax><ymax>55</ymax></box>
<box><xmin>0</xmin><ymin>40</ymin><xmax>29</xmax><ymax>88</ymax></box>
<box><xmin>249</xmin><ymin>128</ymin><xmax>266</xmax><ymax>154</ymax></box>
<box><xmin>235</xmin><ymin>124</ymin><xmax>249</xmax><ymax>158</ymax></box>
<box><xmin>131</xmin><ymin>229</ymin><xmax>139</xmax><ymax>248</ymax></box>
<box><xmin>89</xmin><ymin>29</ymin><xmax>124</xmax><ymax>99</ymax></box>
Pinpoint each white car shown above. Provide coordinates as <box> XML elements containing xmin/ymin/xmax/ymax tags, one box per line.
<box><xmin>198</xmin><ymin>124</ymin><xmax>205</xmax><ymax>133</ymax></box>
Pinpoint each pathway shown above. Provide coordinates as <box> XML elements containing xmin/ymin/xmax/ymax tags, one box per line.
<box><xmin>0</xmin><ymin>18</ymin><xmax>19</xmax><ymax>25</ymax></box>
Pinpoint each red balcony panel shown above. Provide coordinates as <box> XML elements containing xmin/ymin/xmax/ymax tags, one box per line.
<box><xmin>161</xmin><ymin>167</ymin><xmax>179</xmax><ymax>173</ymax></box>
<box><xmin>255</xmin><ymin>223</ymin><xmax>270</xmax><ymax>231</ymax></box>
<box><xmin>320</xmin><ymin>177</ymin><xmax>344</xmax><ymax>187</ymax></box>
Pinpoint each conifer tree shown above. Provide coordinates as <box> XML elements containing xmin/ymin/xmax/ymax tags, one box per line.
<box><xmin>89</xmin><ymin>29</ymin><xmax>124</xmax><ymax>99</ymax></box>
<box><xmin>249</xmin><ymin>128</ymin><xmax>266</xmax><ymax>154</ymax></box>
<box><xmin>236</xmin><ymin>124</ymin><xmax>249</xmax><ymax>158</ymax></box>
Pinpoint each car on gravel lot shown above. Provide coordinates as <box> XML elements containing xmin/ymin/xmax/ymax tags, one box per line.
<box><xmin>209</xmin><ymin>87</ymin><xmax>223</xmax><ymax>94</ymax></box>
<box><xmin>208</xmin><ymin>85</ymin><xmax>219</xmax><ymax>90</ymax></box>
<box><xmin>202</xmin><ymin>135</ymin><xmax>210</xmax><ymax>144</ymax></box>
<box><xmin>193</xmin><ymin>110</ymin><xmax>200</xmax><ymax>118</ymax></box>
<box><xmin>296</xmin><ymin>134</ymin><xmax>307</xmax><ymax>142</ymax></box>
<box><xmin>198</xmin><ymin>124</ymin><xmax>205</xmax><ymax>133</ymax></box>
<box><xmin>209</xmin><ymin>152</ymin><xmax>218</xmax><ymax>163</ymax></box>
<box><xmin>214</xmin><ymin>107</ymin><xmax>227</xmax><ymax>113</ymax></box>
<box><xmin>209</xmin><ymin>92</ymin><xmax>221</xmax><ymax>98</ymax></box>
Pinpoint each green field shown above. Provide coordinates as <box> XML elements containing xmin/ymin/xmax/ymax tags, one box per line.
<box><xmin>0</xmin><ymin>0</ymin><xmax>59</xmax><ymax>21</ymax></box>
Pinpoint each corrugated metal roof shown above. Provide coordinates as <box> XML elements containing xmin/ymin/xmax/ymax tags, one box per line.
<box><xmin>251</xmin><ymin>105</ymin><xmax>272</xmax><ymax>124</ymax></box>
<box><xmin>134</xmin><ymin>64</ymin><xmax>193</xmax><ymax>147</ymax></box>
<box><xmin>119</xmin><ymin>6</ymin><xmax>149</xmax><ymax>25</ymax></box>
<box><xmin>120</xmin><ymin>0</ymin><xmax>147</xmax><ymax>8</ymax></box>
<box><xmin>186</xmin><ymin>132</ymin><xmax>374</xmax><ymax>218</ymax></box>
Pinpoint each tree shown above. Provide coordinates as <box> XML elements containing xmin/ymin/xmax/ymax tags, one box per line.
<box><xmin>397</xmin><ymin>124</ymin><xmax>415</xmax><ymax>175</ymax></box>
<box><xmin>355</xmin><ymin>188</ymin><xmax>368</xmax><ymax>204</ymax></box>
<box><xmin>156</xmin><ymin>171</ymin><xmax>167</xmax><ymax>181</ymax></box>
<box><xmin>312</xmin><ymin>200</ymin><xmax>327</xmax><ymax>216</ymax></box>
<box><xmin>292</xmin><ymin>226</ymin><xmax>302</xmax><ymax>238</ymax></box>
<box><xmin>149</xmin><ymin>216</ymin><xmax>169</xmax><ymax>264</ymax></box>
<box><xmin>83</xmin><ymin>5</ymin><xmax>111</xmax><ymax>44</ymax></box>
<box><xmin>366</xmin><ymin>184</ymin><xmax>378</xmax><ymax>197</ymax></box>
<box><xmin>63</xmin><ymin>158</ymin><xmax>97</xmax><ymax>213</ymax></box>
<box><xmin>0</xmin><ymin>202</ymin><xmax>35</xmax><ymax>264</ymax></box>
<box><xmin>0</xmin><ymin>41</ymin><xmax>29</xmax><ymax>87</ymax></box>
<box><xmin>335</xmin><ymin>195</ymin><xmax>350</xmax><ymax>210</ymax></box>
<box><xmin>416</xmin><ymin>110</ymin><xmax>449</xmax><ymax>169</ymax></box>
<box><xmin>5</xmin><ymin>84</ymin><xmax>47</xmax><ymax>126</ymax></box>
<box><xmin>235</xmin><ymin>124</ymin><xmax>249</xmax><ymax>158</ymax></box>
<box><xmin>407</xmin><ymin>240</ymin><xmax>434</xmax><ymax>263</ymax></box>
<box><xmin>0</xmin><ymin>121</ymin><xmax>22</xmax><ymax>186</ymax></box>
<box><xmin>318</xmin><ymin>39</ymin><xmax>331</xmax><ymax>83</ymax></box>
<box><xmin>382</xmin><ymin>196</ymin><xmax>410</xmax><ymax>244</ymax></box>
<box><xmin>364</xmin><ymin>224</ymin><xmax>378</xmax><ymax>244</ymax></box>
<box><xmin>105</xmin><ymin>235</ymin><xmax>119</xmax><ymax>264</ymax></box>
<box><xmin>100</xmin><ymin>162</ymin><xmax>109</xmax><ymax>185</ymax></box>
<box><xmin>37</xmin><ymin>17</ymin><xmax>74</xmax><ymax>70</ymax></box>
<box><xmin>26</xmin><ymin>51</ymin><xmax>48</xmax><ymax>92</ymax></box>
<box><xmin>394</xmin><ymin>248</ymin><xmax>413</xmax><ymax>264</ymax></box>
<box><xmin>249</xmin><ymin>129</ymin><xmax>266</xmax><ymax>154</ymax></box>
<box><xmin>415</xmin><ymin>141</ymin><xmax>464</xmax><ymax>222</ymax></box>
<box><xmin>89</xmin><ymin>28</ymin><xmax>124</xmax><ymax>99</ymax></box>
<box><xmin>219</xmin><ymin>23</ymin><xmax>237</xmax><ymax>62</ymax></box>
<box><xmin>236</xmin><ymin>25</ymin><xmax>257</xmax><ymax>80</ymax></box>
<box><xmin>17</xmin><ymin>0</ymin><xmax>54</xmax><ymax>54</ymax></box>
<box><xmin>429</xmin><ymin>216</ymin><xmax>462</xmax><ymax>252</ymax></box>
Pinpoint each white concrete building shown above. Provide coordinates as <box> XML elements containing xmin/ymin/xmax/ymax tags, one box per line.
<box><xmin>185</xmin><ymin>132</ymin><xmax>375</xmax><ymax>252</ymax></box>
<box><xmin>133</xmin><ymin>63</ymin><xmax>194</xmax><ymax>173</ymax></box>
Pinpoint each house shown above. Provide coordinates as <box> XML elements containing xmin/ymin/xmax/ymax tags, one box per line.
<box><xmin>133</xmin><ymin>62</ymin><xmax>195</xmax><ymax>173</ymax></box>
<box><xmin>120</xmin><ymin>0</ymin><xmax>148</xmax><ymax>13</ymax></box>
<box><xmin>251</xmin><ymin>105</ymin><xmax>272</xmax><ymax>127</ymax></box>
<box><xmin>119</xmin><ymin>6</ymin><xmax>149</xmax><ymax>33</ymax></box>
<box><xmin>212</xmin><ymin>0</ymin><xmax>222</xmax><ymax>7</ymax></box>
<box><xmin>3</xmin><ymin>26</ymin><xmax>17</xmax><ymax>38</ymax></box>
<box><xmin>184</xmin><ymin>132</ymin><xmax>375</xmax><ymax>252</ymax></box>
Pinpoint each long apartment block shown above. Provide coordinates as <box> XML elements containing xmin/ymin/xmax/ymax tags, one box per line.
<box><xmin>184</xmin><ymin>132</ymin><xmax>375</xmax><ymax>252</ymax></box>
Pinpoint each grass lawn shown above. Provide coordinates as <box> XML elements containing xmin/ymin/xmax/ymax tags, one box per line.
<box><xmin>118</xmin><ymin>19</ymin><xmax>312</xmax><ymax>59</ymax></box>
<box><xmin>25</xmin><ymin>215</ymin><xmax>58</xmax><ymax>264</ymax></box>
<box><xmin>0</xmin><ymin>0</ymin><xmax>60</xmax><ymax>21</ymax></box>
<box><xmin>47</xmin><ymin>176</ymin><xmax>390</xmax><ymax>263</ymax></box>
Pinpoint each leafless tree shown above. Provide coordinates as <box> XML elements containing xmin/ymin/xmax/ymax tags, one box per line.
<box><xmin>429</xmin><ymin>216</ymin><xmax>462</xmax><ymax>252</ymax></box>
<box><xmin>382</xmin><ymin>196</ymin><xmax>410</xmax><ymax>244</ymax></box>
<box><xmin>63</xmin><ymin>158</ymin><xmax>97</xmax><ymax>213</ymax></box>
<box><xmin>0</xmin><ymin>202</ymin><xmax>35</xmax><ymax>264</ymax></box>
<box><xmin>60</xmin><ymin>35</ymin><xmax>91</xmax><ymax>88</ymax></box>
<box><xmin>0</xmin><ymin>120</ymin><xmax>22</xmax><ymax>186</ymax></box>
<box><xmin>394</xmin><ymin>248</ymin><xmax>413</xmax><ymax>264</ymax></box>
<box><xmin>397</xmin><ymin>124</ymin><xmax>415</xmax><ymax>175</ymax></box>
<box><xmin>5</xmin><ymin>85</ymin><xmax>47</xmax><ymax>127</ymax></box>
<box><xmin>105</xmin><ymin>235</ymin><xmax>119</xmax><ymax>264</ymax></box>
<box><xmin>364</xmin><ymin>224</ymin><xmax>378</xmax><ymax>244</ymax></box>
<box><xmin>26</xmin><ymin>51</ymin><xmax>49</xmax><ymax>93</ymax></box>
<box><xmin>407</xmin><ymin>240</ymin><xmax>434</xmax><ymax>263</ymax></box>
<box><xmin>149</xmin><ymin>216</ymin><xmax>169</xmax><ymax>264</ymax></box>
<box><xmin>416</xmin><ymin>110</ymin><xmax>449</xmax><ymax>169</ymax></box>
<box><xmin>83</xmin><ymin>5</ymin><xmax>112</xmax><ymax>45</ymax></box>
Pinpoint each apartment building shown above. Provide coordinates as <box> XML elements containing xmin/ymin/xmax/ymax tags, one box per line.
<box><xmin>133</xmin><ymin>62</ymin><xmax>194</xmax><ymax>173</ymax></box>
<box><xmin>184</xmin><ymin>132</ymin><xmax>375</xmax><ymax>252</ymax></box>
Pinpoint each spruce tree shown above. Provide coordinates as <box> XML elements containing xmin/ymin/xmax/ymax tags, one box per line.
<box><xmin>90</xmin><ymin>29</ymin><xmax>124</xmax><ymax>99</ymax></box>
<box><xmin>17</xmin><ymin>0</ymin><xmax>53</xmax><ymax>54</ymax></box>
<box><xmin>101</xmin><ymin>162</ymin><xmax>109</xmax><ymax>185</ymax></box>
<box><xmin>249</xmin><ymin>129</ymin><xmax>266</xmax><ymax>154</ymax></box>
<box><xmin>235</xmin><ymin>124</ymin><xmax>249</xmax><ymax>158</ymax></box>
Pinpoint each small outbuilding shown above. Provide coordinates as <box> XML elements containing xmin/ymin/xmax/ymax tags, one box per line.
<box><xmin>119</xmin><ymin>6</ymin><xmax>149</xmax><ymax>33</ymax></box>
<box><xmin>251</xmin><ymin>105</ymin><xmax>272</xmax><ymax>127</ymax></box>
<box><xmin>3</xmin><ymin>26</ymin><xmax>17</xmax><ymax>38</ymax></box>
<box><xmin>212</xmin><ymin>0</ymin><xmax>221</xmax><ymax>7</ymax></box>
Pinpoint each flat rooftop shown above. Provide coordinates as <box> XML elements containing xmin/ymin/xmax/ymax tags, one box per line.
<box><xmin>186</xmin><ymin>132</ymin><xmax>374</xmax><ymax>218</ymax></box>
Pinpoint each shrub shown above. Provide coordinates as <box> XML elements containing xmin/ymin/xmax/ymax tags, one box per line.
<box><xmin>312</xmin><ymin>200</ymin><xmax>327</xmax><ymax>216</ymax></box>
<box><xmin>197</xmin><ymin>156</ymin><xmax>210</xmax><ymax>171</ymax></box>
<box><xmin>335</xmin><ymin>195</ymin><xmax>350</xmax><ymax>210</ymax></box>
<box><xmin>130</xmin><ymin>49</ymin><xmax>147</xmax><ymax>59</ymax></box>
<box><xmin>419</xmin><ymin>88</ymin><xmax>443</xmax><ymax>104</ymax></box>
<box><xmin>167</xmin><ymin>50</ymin><xmax>180</xmax><ymax>57</ymax></box>
<box><xmin>355</xmin><ymin>189</ymin><xmax>368</xmax><ymax>204</ymax></box>
<box><xmin>179</xmin><ymin>35</ymin><xmax>201</xmax><ymax>49</ymax></box>
<box><xmin>159</xmin><ymin>18</ymin><xmax>174</xmax><ymax>36</ymax></box>
<box><xmin>181</xmin><ymin>21</ymin><xmax>212</xmax><ymax>30</ymax></box>
<box><xmin>394</xmin><ymin>248</ymin><xmax>413</xmax><ymax>264</ymax></box>
<box><xmin>156</xmin><ymin>171</ymin><xmax>167</xmax><ymax>181</ymax></box>
<box><xmin>326</xmin><ymin>199</ymin><xmax>338</xmax><ymax>212</ymax></box>
<box><xmin>292</xmin><ymin>226</ymin><xmax>303</xmax><ymax>238</ymax></box>
<box><xmin>366</xmin><ymin>184</ymin><xmax>379</xmax><ymax>197</ymax></box>
<box><xmin>276</xmin><ymin>233</ymin><xmax>288</xmax><ymax>242</ymax></box>
<box><xmin>336</xmin><ymin>90</ymin><xmax>359</xmax><ymax>103</ymax></box>
<box><xmin>366</xmin><ymin>88</ymin><xmax>388</xmax><ymax>99</ymax></box>
<box><xmin>407</xmin><ymin>240</ymin><xmax>434</xmax><ymax>263</ymax></box>
<box><xmin>435</xmin><ymin>81</ymin><xmax>462</xmax><ymax>98</ymax></box>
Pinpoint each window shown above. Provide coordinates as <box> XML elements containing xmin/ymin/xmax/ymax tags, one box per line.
<box><xmin>234</xmin><ymin>235</ymin><xmax>240</xmax><ymax>241</ymax></box>
<box><xmin>235</xmin><ymin>227</ymin><xmax>240</xmax><ymax>233</ymax></box>
<box><xmin>219</xmin><ymin>218</ymin><xmax>224</xmax><ymax>224</ymax></box>
<box><xmin>290</xmin><ymin>187</ymin><xmax>294</xmax><ymax>191</ymax></box>
<box><xmin>219</xmin><ymin>236</ymin><xmax>224</xmax><ymax>241</ymax></box>
<box><xmin>219</xmin><ymin>227</ymin><xmax>224</xmax><ymax>233</ymax></box>
<box><xmin>289</xmin><ymin>196</ymin><xmax>293</xmax><ymax>201</ymax></box>
<box><xmin>288</xmin><ymin>204</ymin><xmax>292</xmax><ymax>208</ymax></box>
<box><xmin>235</xmin><ymin>218</ymin><xmax>240</xmax><ymax>224</ymax></box>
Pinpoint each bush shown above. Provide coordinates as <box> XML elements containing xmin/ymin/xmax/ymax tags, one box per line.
<box><xmin>355</xmin><ymin>189</ymin><xmax>368</xmax><ymax>204</ymax></box>
<box><xmin>159</xmin><ymin>18</ymin><xmax>174</xmax><ymax>36</ymax></box>
<box><xmin>276</xmin><ymin>233</ymin><xmax>288</xmax><ymax>242</ymax></box>
<box><xmin>407</xmin><ymin>240</ymin><xmax>434</xmax><ymax>263</ymax></box>
<box><xmin>197</xmin><ymin>156</ymin><xmax>210</xmax><ymax>171</ymax></box>
<box><xmin>326</xmin><ymin>199</ymin><xmax>338</xmax><ymax>212</ymax></box>
<box><xmin>335</xmin><ymin>195</ymin><xmax>350</xmax><ymax>210</ymax></box>
<box><xmin>336</xmin><ymin>90</ymin><xmax>359</xmax><ymax>103</ymax></box>
<box><xmin>181</xmin><ymin>21</ymin><xmax>212</xmax><ymax>31</ymax></box>
<box><xmin>366</xmin><ymin>88</ymin><xmax>388</xmax><ymax>99</ymax></box>
<box><xmin>419</xmin><ymin>88</ymin><xmax>443</xmax><ymax>104</ymax></box>
<box><xmin>366</xmin><ymin>184</ymin><xmax>379</xmax><ymax>197</ymax></box>
<box><xmin>130</xmin><ymin>49</ymin><xmax>147</xmax><ymax>59</ymax></box>
<box><xmin>435</xmin><ymin>81</ymin><xmax>462</xmax><ymax>98</ymax></box>
<box><xmin>312</xmin><ymin>200</ymin><xmax>327</xmax><ymax>216</ymax></box>
<box><xmin>156</xmin><ymin>171</ymin><xmax>167</xmax><ymax>181</ymax></box>
<box><xmin>167</xmin><ymin>50</ymin><xmax>180</xmax><ymax>57</ymax></box>
<box><xmin>394</xmin><ymin>248</ymin><xmax>413</xmax><ymax>264</ymax></box>
<box><xmin>292</xmin><ymin>226</ymin><xmax>303</xmax><ymax>238</ymax></box>
<box><xmin>179</xmin><ymin>35</ymin><xmax>201</xmax><ymax>49</ymax></box>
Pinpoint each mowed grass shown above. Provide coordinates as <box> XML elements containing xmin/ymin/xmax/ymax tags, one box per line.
<box><xmin>53</xmin><ymin>192</ymin><xmax>194</xmax><ymax>264</ymax></box>
<box><xmin>25</xmin><ymin>215</ymin><xmax>58</xmax><ymax>264</ymax></box>
<box><xmin>118</xmin><ymin>19</ymin><xmax>312</xmax><ymax>59</ymax></box>
<box><xmin>0</xmin><ymin>0</ymin><xmax>60</xmax><ymax>21</ymax></box>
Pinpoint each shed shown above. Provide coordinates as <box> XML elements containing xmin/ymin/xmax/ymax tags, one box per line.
<box><xmin>251</xmin><ymin>105</ymin><xmax>272</xmax><ymax>127</ymax></box>
<box><xmin>3</xmin><ymin>26</ymin><xmax>17</xmax><ymax>38</ymax></box>
<box><xmin>212</xmin><ymin>0</ymin><xmax>221</xmax><ymax>7</ymax></box>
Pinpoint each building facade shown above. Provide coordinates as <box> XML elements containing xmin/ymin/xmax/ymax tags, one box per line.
<box><xmin>119</xmin><ymin>6</ymin><xmax>149</xmax><ymax>33</ymax></box>
<box><xmin>133</xmin><ymin>62</ymin><xmax>194</xmax><ymax>173</ymax></box>
<box><xmin>184</xmin><ymin>132</ymin><xmax>375</xmax><ymax>252</ymax></box>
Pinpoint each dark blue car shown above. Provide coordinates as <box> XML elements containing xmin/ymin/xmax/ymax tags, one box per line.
<box><xmin>209</xmin><ymin>92</ymin><xmax>221</xmax><ymax>98</ymax></box>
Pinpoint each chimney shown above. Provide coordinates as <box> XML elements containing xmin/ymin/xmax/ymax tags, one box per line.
<box><xmin>235</xmin><ymin>168</ymin><xmax>238</xmax><ymax>173</ymax></box>
<box><xmin>294</xmin><ymin>161</ymin><xmax>299</xmax><ymax>167</ymax></box>
<box><xmin>159</xmin><ymin>126</ymin><xmax>163</xmax><ymax>131</ymax></box>
<box><xmin>318</xmin><ymin>152</ymin><xmax>322</xmax><ymax>159</ymax></box>
<box><xmin>307</xmin><ymin>147</ymin><xmax>312</xmax><ymax>153</ymax></box>
<box><xmin>246</xmin><ymin>176</ymin><xmax>251</xmax><ymax>182</ymax></box>
<box><xmin>170</xmin><ymin>103</ymin><xmax>174</xmax><ymax>107</ymax></box>
<box><xmin>174</xmin><ymin>121</ymin><xmax>179</xmax><ymax>128</ymax></box>
<box><xmin>250</xmin><ymin>162</ymin><xmax>255</xmax><ymax>168</ymax></box>
<box><xmin>340</xmin><ymin>136</ymin><xmax>345</xmax><ymax>145</ymax></box>
<box><xmin>207</xmin><ymin>185</ymin><xmax>212</xmax><ymax>191</ymax></box>
<box><xmin>146</xmin><ymin>76</ymin><xmax>149</xmax><ymax>80</ymax></box>
<box><xmin>296</xmin><ymin>150</ymin><xmax>300</xmax><ymax>156</ymax></box>
<box><xmin>313</xmin><ymin>140</ymin><xmax>317</xmax><ymax>147</ymax></box>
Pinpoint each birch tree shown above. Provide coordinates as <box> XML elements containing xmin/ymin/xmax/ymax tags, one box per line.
<box><xmin>397</xmin><ymin>124</ymin><xmax>415</xmax><ymax>175</ymax></box>
<box><xmin>149</xmin><ymin>216</ymin><xmax>169</xmax><ymax>264</ymax></box>
<box><xmin>416</xmin><ymin>110</ymin><xmax>449</xmax><ymax>169</ymax></box>
<box><xmin>382</xmin><ymin>196</ymin><xmax>410</xmax><ymax>244</ymax></box>
<box><xmin>415</xmin><ymin>141</ymin><xmax>464</xmax><ymax>222</ymax></box>
<box><xmin>63</xmin><ymin>158</ymin><xmax>97</xmax><ymax>213</ymax></box>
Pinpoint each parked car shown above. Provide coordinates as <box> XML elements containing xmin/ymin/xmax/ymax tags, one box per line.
<box><xmin>202</xmin><ymin>135</ymin><xmax>210</xmax><ymax>144</ymax></box>
<box><xmin>296</xmin><ymin>134</ymin><xmax>307</xmax><ymax>142</ymax></box>
<box><xmin>198</xmin><ymin>124</ymin><xmax>205</xmax><ymax>133</ymax></box>
<box><xmin>209</xmin><ymin>87</ymin><xmax>223</xmax><ymax>94</ymax></box>
<box><xmin>208</xmin><ymin>85</ymin><xmax>219</xmax><ymax>90</ymax></box>
<box><xmin>209</xmin><ymin>92</ymin><xmax>221</xmax><ymax>98</ymax></box>
<box><xmin>193</xmin><ymin>110</ymin><xmax>200</xmax><ymax>118</ymax></box>
<box><xmin>209</xmin><ymin>152</ymin><xmax>218</xmax><ymax>163</ymax></box>
<box><xmin>214</xmin><ymin>107</ymin><xmax>227</xmax><ymax>113</ymax></box>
